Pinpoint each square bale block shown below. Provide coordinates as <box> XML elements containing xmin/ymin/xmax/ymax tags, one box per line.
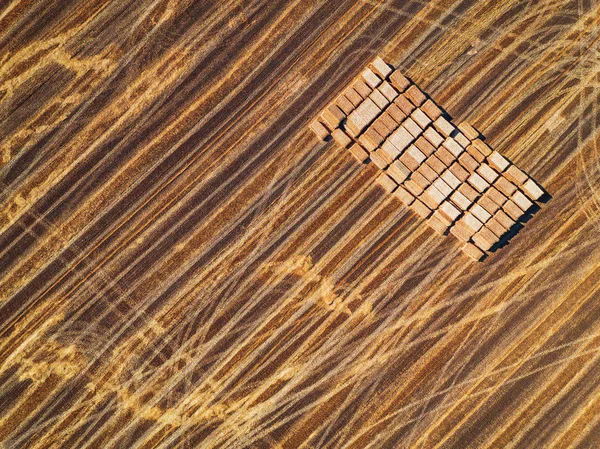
<box><xmin>462</xmin><ymin>242</ymin><xmax>485</xmax><ymax>261</ymax></box>
<box><xmin>362</xmin><ymin>67</ymin><xmax>382</xmax><ymax>89</ymax></box>
<box><xmin>421</xmin><ymin>99</ymin><xmax>443</xmax><ymax>120</ymax></box>
<box><xmin>458</xmin><ymin>122</ymin><xmax>480</xmax><ymax>140</ymax></box>
<box><xmin>405</xmin><ymin>85</ymin><xmax>427</xmax><ymax>106</ymax></box>
<box><xmin>488</xmin><ymin>151</ymin><xmax>510</xmax><ymax>172</ymax></box>
<box><xmin>389</xmin><ymin>70</ymin><xmax>411</xmax><ymax>92</ymax></box>
<box><xmin>410</xmin><ymin>198</ymin><xmax>433</xmax><ymax>219</ymax></box>
<box><xmin>349</xmin><ymin>143</ymin><xmax>370</xmax><ymax>163</ymax></box>
<box><xmin>370</xmin><ymin>56</ymin><xmax>393</xmax><ymax>78</ymax></box>
<box><xmin>310</xmin><ymin>120</ymin><xmax>330</xmax><ymax>140</ymax></box>
<box><xmin>402</xmin><ymin>117</ymin><xmax>423</xmax><ymax>138</ymax></box>
<box><xmin>378</xmin><ymin>81</ymin><xmax>399</xmax><ymax>102</ymax></box>
<box><xmin>522</xmin><ymin>178</ymin><xmax>544</xmax><ymax>200</ymax></box>
<box><xmin>470</xmin><ymin>203</ymin><xmax>492</xmax><ymax>223</ymax></box>
<box><xmin>433</xmin><ymin>117</ymin><xmax>455</xmax><ymax>137</ymax></box>
<box><xmin>394</xmin><ymin>185</ymin><xmax>415</xmax><ymax>206</ymax></box>
<box><xmin>394</xmin><ymin>94</ymin><xmax>416</xmax><ymax>115</ymax></box>
<box><xmin>376</xmin><ymin>172</ymin><xmax>398</xmax><ymax>193</ymax></box>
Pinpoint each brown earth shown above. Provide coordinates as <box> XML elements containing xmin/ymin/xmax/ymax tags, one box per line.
<box><xmin>1</xmin><ymin>0</ymin><xmax>600</xmax><ymax>448</ymax></box>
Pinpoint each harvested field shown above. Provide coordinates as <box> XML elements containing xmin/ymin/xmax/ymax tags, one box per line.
<box><xmin>1</xmin><ymin>0</ymin><xmax>600</xmax><ymax>448</ymax></box>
